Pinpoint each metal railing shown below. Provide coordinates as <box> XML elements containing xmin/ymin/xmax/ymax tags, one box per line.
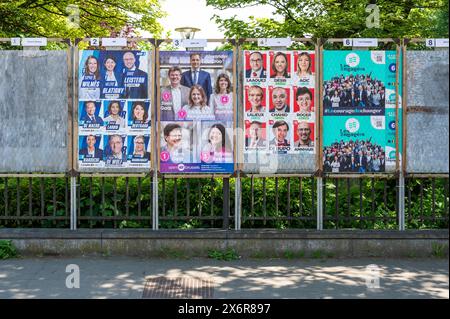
<box><xmin>1</xmin><ymin>175</ymin><xmax>448</xmax><ymax>230</ymax></box>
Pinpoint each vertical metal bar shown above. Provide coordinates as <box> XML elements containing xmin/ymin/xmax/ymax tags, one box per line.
<box><xmin>4</xmin><ymin>177</ymin><xmax>8</xmax><ymax>216</ymax></box>
<box><xmin>77</xmin><ymin>176</ymin><xmax>81</xmax><ymax>225</ymax></box>
<box><xmin>113</xmin><ymin>177</ymin><xmax>117</xmax><ymax>213</ymax></box>
<box><xmin>113</xmin><ymin>177</ymin><xmax>117</xmax><ymax>228</ymax></box>
<box><xmin>101</xmin><ymin>177</ymin><xmax>105</xmax><ymax>227</ymax></box>
<box><xmin>322</xmin><ymin>177</ymin><xmax>326</xmax><ymax>226</ymax></box>
<box><xmin>186</xmin><ymin>179</ymin><xmax>190</xmax><ymax>217</ymax></box>
<box><xmin>65</xmin><ymin>177</ymin><xmax>69</xmax><ymax>224</ymax></box>
<box><xmin>383</xmin><ymin>179</ymin><xmax>388</xmax><ymax>224</ymax></box>
<box><xmin>262</xmin><ymin>177</ymin><xmax>267</xmax><ymax>226</ymax></box>
<box><xmin>123</xmin><ymin>177</ymin><xmax>128</xmax><ymax>218</ymax></box>
<box><xmin>398</xmin><ymin>173</ymin><xmax>405</xmax><ymax>231</ymax></box>
<box><xmin>137</xmin><ymin>177</ymin><xmax>142</xmax><ymax>216</ymax></box>
<box><xmin>335</xmin><ymin>178</ymin><xmax>339</xmax><ymax>228</ymax></box>
<box><xmin>444</xmin><ymin>178</ymin><xmax>449</xmax><ymax>220</ymax></box>
<box><xmin>89</xmin><ymin>177</ymin><xmax>93</xmax><ymax>226</ymax></box>
<box><xmin>235</xmin><ymin>174</ymin><xmax>241</xmax><ymax>230</ymax></box>
<box><xmin>198</xmin><ymin>179</ymin><xmax>202</xmax><ymax>217</ymax></box>
<box><xmin>174</xmin><ymin>178</ymin><xmax>178</xmax><ymax>215</ymax></box>
<box><xmin>316</xmin><ymin>177</ymin><xmax>323</xmax><ymax>230</ymax></box>
<box><xmin>407</xmin><ymin>178</ymin><xmax>412</xmax><ymax>224</ymax></box>
<box><xmin>152</xmin><ymin>171</ymin><xmax>159</xmax><ymax>230</ymax></box>
<box><xmin>299</xmin><ymin>177</ymin><xmax>303</xmax><ymax>216</ymax></box>
<box><xmin>210</xmin><ymin>177</ymin><xmax>214</xmax><ymax>227</ymax></box>
<box><xmin>70</xmin><ymin>176</ymin><xmax>77</xmax><ymax>230</ymax></box>
<box><xmin>250</xmin><ymin>175</ymin><xmax>254</xmax><ymax>226</ymax></box>
<box><xmin>420</xmin><ymin>179</ymin><xmax>424</xmax><ymax>223</ymax></box>
<box><xmin>162</xmin><ymin>176</ymin><xmax>166</xmax><ymax>216</ymax></box>
<box><xmin>222</xmin><ymin>178</ymin><xmax>230</xmax><ymax>229</ymax></box>
<box><xmin>275</xmin><ymin>177</ymin><xmax>279</xmax><ymax>216</ymax></box>
<box><xmin>40</xmin><ymin>177</ymin><xmax>45</xmax><ymax>218</ymax></box>
<box><xmin>371</xmin><ymin>178</ymin><xmax>375</xmax><ymax>216</ymax></box>
<box><xmin>347</xmin><ymin>178</ymin><xmax>351</xmax><ymax>219</ymax></box>
<box><xmin>16</xmin><ymin>177</ymin><xmax>20</xmax><ymax>218</ymax></box>
<box><xmin>311</xmin><ymin>177</ymin><xmax>315</xmax><ymax>227</ymax></box>
<box><xmin>287</xmin><ymin>177</ymin><xmax>291</xmax><ymax>226</ymax></box>
<box><xmin>28</xmin><ymin>177</ymin><xmax>32</xmax><ymax>218</ymax></box>
<box><xmin>53</xmin><ymin>178</ymin><xmax>57</xmax><ymax>226</ymax></box>
<box><xmin>432</xmin><ymin>178</ymin><xmax>436</xmax><ymax>223</ymax></box>
<box><xmin>359</xmin><ymin>178</ymin><xmax>363</xmax><ymax>229</ymax></box>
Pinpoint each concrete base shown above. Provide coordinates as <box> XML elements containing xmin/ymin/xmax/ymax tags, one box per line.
<box><xmin>0</xmin><ymin>229</ymin><xmax>448</xmax><ymax>258</ymax></box>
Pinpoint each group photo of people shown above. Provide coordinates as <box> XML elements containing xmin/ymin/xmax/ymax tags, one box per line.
<box><xmin>244</xmin><ymin>50</ymin><xmax>316</xmax><ymax>156</ymax></box>
<box><xmin>323</xmin><ymin>73</ymin><xmax>386</xmax><ymax>112</ymax></box>
<box><xmin>78</xmin><ymin>50</ymin><xmax>151</xmax><ymax>169</ymax></box>
<box><xmin>323</xmin><ymin>139</ymin><xmax>386</xmax><ymax>173</ymax></box>
<box><xmin>159</xmin><ymin>51</ymin><xmax>234</xmax><ymax>173</ymax></box>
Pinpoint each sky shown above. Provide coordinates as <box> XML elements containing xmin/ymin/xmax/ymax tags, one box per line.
<box><xmin>157</xmin><ymin>0</ymin><xmax>280</xmax><ymax>48</ymax></box>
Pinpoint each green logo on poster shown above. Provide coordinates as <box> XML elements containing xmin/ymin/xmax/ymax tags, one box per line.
<box><xmin>389</xmin><ymin>150</ymin><xmax>396</xmax><ymax>158</ymax></box>
<box><xmin>345</xmin><ymin>53</ymin><xmax>360</xmax><ymax>67</ymax></box>
<box><xmin>345</xmin><ymin>118</ymin><xmax>360</xmax><ymax>133</ymax></box>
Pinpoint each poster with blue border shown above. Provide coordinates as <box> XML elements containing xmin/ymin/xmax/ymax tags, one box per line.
<box><xmin>78</xmin><ymin>50</ymin><xmax>151</xmax><ymax>170</ymax></box>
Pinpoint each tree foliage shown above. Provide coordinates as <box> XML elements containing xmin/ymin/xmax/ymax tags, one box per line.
<box><xmin>0</xmin><ymin>0</ymin><xmax>165</xmax><ymax>38</ymax></box>
<box><xmin>207</xmin><ymin>0</ymin><xmax>448</xmax><ymax>39</ymax></box>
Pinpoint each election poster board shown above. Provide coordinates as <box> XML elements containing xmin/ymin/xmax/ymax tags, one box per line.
<box><xmin>0</xmin><ymin>50</ymin><xmax>69</xmax><ymax>173</ymax></box>
<box><xmin>322</xmin><ymin>50</ymin><xmax>402</xmax><ymax>173</ymax></box>
<box><xmin>158</xmin><ymin>51</ymin><xmax>234</xmax><ymax>174</ymax></box>
<box><xmin>241</xmin><ymin>50</ymin><xmax>317</xmax><ymax>174</ymax></box>
<box><xmin>77</xmin><ymin>50</ymin><xmax>151</xmax><ymax>172</ymax></box>
<box><xmin>406</xmin><ymin>50</ymin><xmax>449</xmax><ymax>173</ymax></box>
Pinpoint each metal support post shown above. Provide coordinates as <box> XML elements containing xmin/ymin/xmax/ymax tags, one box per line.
<box><xmin>317</xmin><ymin>177</ymin><xmax>323</xmax><ymax>230</ymax></box>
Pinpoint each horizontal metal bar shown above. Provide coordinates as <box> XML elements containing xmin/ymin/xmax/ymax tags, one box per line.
<box><xmin>243</xmin><ymin>217</ymin><xmax>316</xmax><ymax>221</ymax></box>
<box><xmin>0</xmin><ymin>174</ymin><xmax>66</xmax><ymax>178</ymax></box>
<box><xmin>243</xmin><ymin>174</ymin><xmax>315</xmax><ymax>178</ymax></box>
<box><xmin>0</xmin><ymin>216</ymin><xmax>69</xmax><ymax>220</ymax></box>
<box><xmin>78</xmin><ymin>173</ymin><xmax>149</xmax><ymax>178</ymax></box>
<box><xmin>161</xmin><ymin>174</ymin><xmax>233</xmax><ymax>179</ymax></box>
<box><xmin>77</xmin><ymin>216</ymin><xmax>151</xmax><ymax>220</ymax></box>
<box><xmin>323</xmin><ymin>174</ymin><xmax>397</xmax><ymax>179</ymax></box>
<box><xmin>405</xmin><ymin>174</ymin><xmax>449</xmax><ymax>178</ymax></box>
<box><xmin>158</xmin><ymin>216</ymin><xmax>224</xmax><ymax>220</ymax></box>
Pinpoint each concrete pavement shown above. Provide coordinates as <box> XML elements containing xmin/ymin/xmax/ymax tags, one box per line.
<box><xmin>0</xmin><ymin>257</ymin><xmax>448</xmax><ymax>299</ymax></box>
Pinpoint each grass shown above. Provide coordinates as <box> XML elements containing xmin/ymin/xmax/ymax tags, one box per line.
<box><xmin>0</xmin><ymin>240</ymin><xmax>18</xmax><ymax>259</ymax></box>
<box><xmin>431</xmin><ymin>242</ymin><xmax>448</xmax><ymax>258</ymax></box>
<box><xmin>207</xmin><ymin>248</ymin><xmax>240</xmax><ymax>261</ymax></box>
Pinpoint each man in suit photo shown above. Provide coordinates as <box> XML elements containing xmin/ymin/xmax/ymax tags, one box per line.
<box><xmin>246</xmin><ymin>51</ymin><xmax>266</xmax><ymax>78</ymax></box>
<box><xmin>270</xmin><ymin>87</ymin><xmax>290</xmax><ymax>112</ymax></box>
<box><xmin>269</xmin><ymin>120</ymin><xmax>290</xmax><ymax>147</ymax></box>
<box><xmin>79</xmin><ymin>134</ymin><xmax>103</xmax><ymax>159</ymax></box>
<box><xmin>246</xmin><ymin>121</ymin><xmax>267</xmax><ymax>148</ymax></box>
<box><xmin>122</xmin><ymin>51</ymin><xmax>148</xmax><ymax>99</ymax></box>
<box><xmin>81</xmin><ymin>101</ymin><xmax>104</xmax><ymax>125</ymax></box>
<box><xmin>106</xmin><ymin>134</ymin><xmax>126</xmax><ymax>161</ymax></box>
<box><xmin>180</xmin><ymin>53</ymin><xmax>212</xmax><ymax>104</ymax></box>
<box><xmin>161</xmin><ymin>66</ymin><xmax>190</xmax><ymax>120</ymax></box>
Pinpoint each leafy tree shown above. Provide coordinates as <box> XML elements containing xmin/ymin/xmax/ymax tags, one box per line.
<box><xmin>0</xmin><ymin>0</ymin><xmax>165</xmax><ymax>39</ymax></box>
<box><xmin>207</xmin><ymin>0</ymin><xmax>448</xmax><ymax>39</ymax></box>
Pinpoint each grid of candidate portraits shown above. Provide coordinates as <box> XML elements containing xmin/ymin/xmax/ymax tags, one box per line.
<box><xmin>158</xmin><ymin>51</ymin><xmax>234</xmax><ymax>174</ymax></box>
<box><xmin>77</xmin><ymin>50</ymin><xmax>151</xmax><ymax>170</ymax></box>
<box><xmin>243</xmin><ymin>50</ymin><xmax>316</xmax><ymax>160</ymax></box>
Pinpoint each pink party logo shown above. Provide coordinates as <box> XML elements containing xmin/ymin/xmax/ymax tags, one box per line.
<box><xmin>160</xmin><ymin>151</ymin><xmax>170</xmax><ymax>162</ymax></box>
<box><xmin>162</xmin><ymin>91</ymin><xmax>171</xmax><ymax>102</ymax></box>
<box><xmin>177</xmin><ymin>109</ymin><xmax>187</xmax><ymax>119</ymax></box>
<box><xmin>200</xmin><ymin>151</ymin><xmax>210</xmax><ymax>162</ymax></box>
<box><xmin>220</xmin><ymin>95</ymin><xmax>229</xmax><ymax>105</ymax></box>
